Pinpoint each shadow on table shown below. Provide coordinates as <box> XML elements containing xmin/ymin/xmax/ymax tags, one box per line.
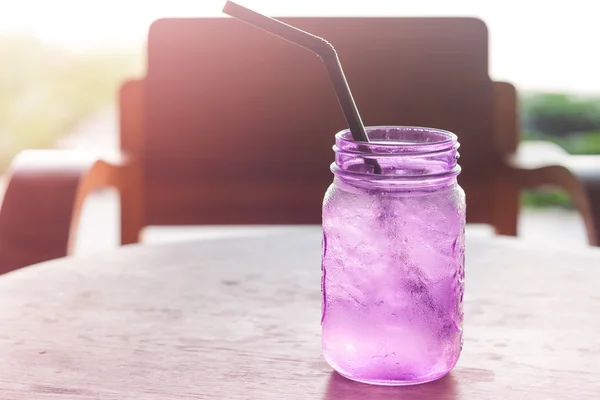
<box><xmin>323</xmin><ymin>371</ymin><xmax>459</xmax><ymax>400</ymax></box>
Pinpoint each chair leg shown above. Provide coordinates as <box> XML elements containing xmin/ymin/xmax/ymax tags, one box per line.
<box><xmin>492</xmin><ymin>174</ymin><xmax>519</xmax><ymax>237</ymax></box>
<box><xmin>119</xmin><ymin>163</ymin><xmax>143</xmax><ymax>245</ymax></box>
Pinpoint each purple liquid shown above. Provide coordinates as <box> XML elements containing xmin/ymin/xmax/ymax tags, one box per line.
<box><xmin>321</xmin><ymin>126</ymin><xmax>465</xmax><ymax>385</ymax></box>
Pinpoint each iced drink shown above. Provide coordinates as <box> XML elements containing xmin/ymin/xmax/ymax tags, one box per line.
<box><xmin>321</xmin><ymin>126</ymin><xmax>465</xmax><ymax>385</ymax></box>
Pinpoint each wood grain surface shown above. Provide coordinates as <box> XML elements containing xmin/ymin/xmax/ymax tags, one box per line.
<box><xmin>0</xmin><ymin>227</ymin><xmax>599</xmax><ymax>399</ymax></box>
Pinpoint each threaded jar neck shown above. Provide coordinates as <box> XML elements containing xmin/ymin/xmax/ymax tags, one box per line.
<box><xmin>332</xmin><ymin>126</ymin><xmax>460</xmax><ymax>190</ymax></box>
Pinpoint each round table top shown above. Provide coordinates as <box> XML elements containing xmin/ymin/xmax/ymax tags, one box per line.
<box><xmin>1</xmin><ymin>227</ymin><xmax>599</xmax><ymax>399</ymax></box>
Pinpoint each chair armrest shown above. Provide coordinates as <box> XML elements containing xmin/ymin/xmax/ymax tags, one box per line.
<box><xmin>0</xmin><ymin>150</ymin><xmax>140</xmax><ymax>274</ymax></box>
<box><xmin>510</xmin><ymin>140</ymin><xmax>600</xmax><ymax>246</ymax></box>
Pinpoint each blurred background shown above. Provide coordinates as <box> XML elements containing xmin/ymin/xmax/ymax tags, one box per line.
<box><xmin>1</xmin><ymin>0</ymin><xmax>598</xmax><ymax>251</ymax></box>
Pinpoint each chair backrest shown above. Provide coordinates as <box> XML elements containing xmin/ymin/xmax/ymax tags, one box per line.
<box><xmin>132</xmin><ymin>17</ymin><xmax>503</xmax><ymax>227</ymax></box>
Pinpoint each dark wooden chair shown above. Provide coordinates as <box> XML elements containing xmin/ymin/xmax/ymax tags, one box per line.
<box><xmin>1</xmin><ymin>17</ymin><xmax>599</xmax><ymax>274</ymax></box>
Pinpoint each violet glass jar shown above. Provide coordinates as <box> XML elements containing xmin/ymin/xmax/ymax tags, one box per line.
<box><xmin>321</xmin><ymin>126</ymin><xmax>466</xmax><ymax>386</ymax></box>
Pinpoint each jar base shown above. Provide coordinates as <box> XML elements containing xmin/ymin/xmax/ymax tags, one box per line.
<box><xmin>335</xmin><ymin>369</ymin><xmax>451</xmax><ymax>386</ymax></box>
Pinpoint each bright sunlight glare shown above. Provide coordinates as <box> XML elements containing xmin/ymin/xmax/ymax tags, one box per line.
<box><xmin>1</xmin><ymin>0</ymin><xmax>599</xmax><ymax>94</ymax></box>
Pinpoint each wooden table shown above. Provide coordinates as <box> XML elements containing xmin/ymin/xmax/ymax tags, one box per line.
<box><xmin>1</xmin><ymin>227</ymin><xmax>599</xmax><ymax>399</ymax></box>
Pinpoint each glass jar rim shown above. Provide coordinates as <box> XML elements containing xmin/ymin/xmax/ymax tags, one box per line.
<box><xmin>335</xmin><ymin>126</ymin><xmax>458</xmax><ymax>156</ymax></box>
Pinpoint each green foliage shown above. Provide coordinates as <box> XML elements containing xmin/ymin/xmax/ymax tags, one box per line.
<box><xmin>521</xmin><ymin>93</ymin><xmax>600</xmax><ymax>209</ymax></box>
<box><xmin>547</xmin><ymin>131</ymin><xmax>600</xmax><ymax>155</ymax></box>
<box><xmin>522</xmin><ymin>130</ymin><xmax>600</xmax><ymax>155</ymax></box>
<box><xmin>0</xmin><ymin>35</ymin><xmax>142</xmax><ymax>171</ymax></box>
<box><xmin>521</xmin><ymin>189</ymin><xmax>573</xmax><ymax>209</ymax></box>
<box><xmin>522</xmin><ymin>92</ymin><xmax>600</xmax><ymax>137</ymax></box>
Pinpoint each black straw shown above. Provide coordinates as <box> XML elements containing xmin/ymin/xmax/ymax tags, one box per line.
<box><xmin>222</xmin><ymin>1</ymin><xmax>369</xmax><ymax>143</ymax></box>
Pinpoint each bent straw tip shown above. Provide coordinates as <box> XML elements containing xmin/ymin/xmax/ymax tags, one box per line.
<box><xmin>223</xmin><ymin>1</ymin><xmax>241</xmax><ymax>14</ymax></box>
